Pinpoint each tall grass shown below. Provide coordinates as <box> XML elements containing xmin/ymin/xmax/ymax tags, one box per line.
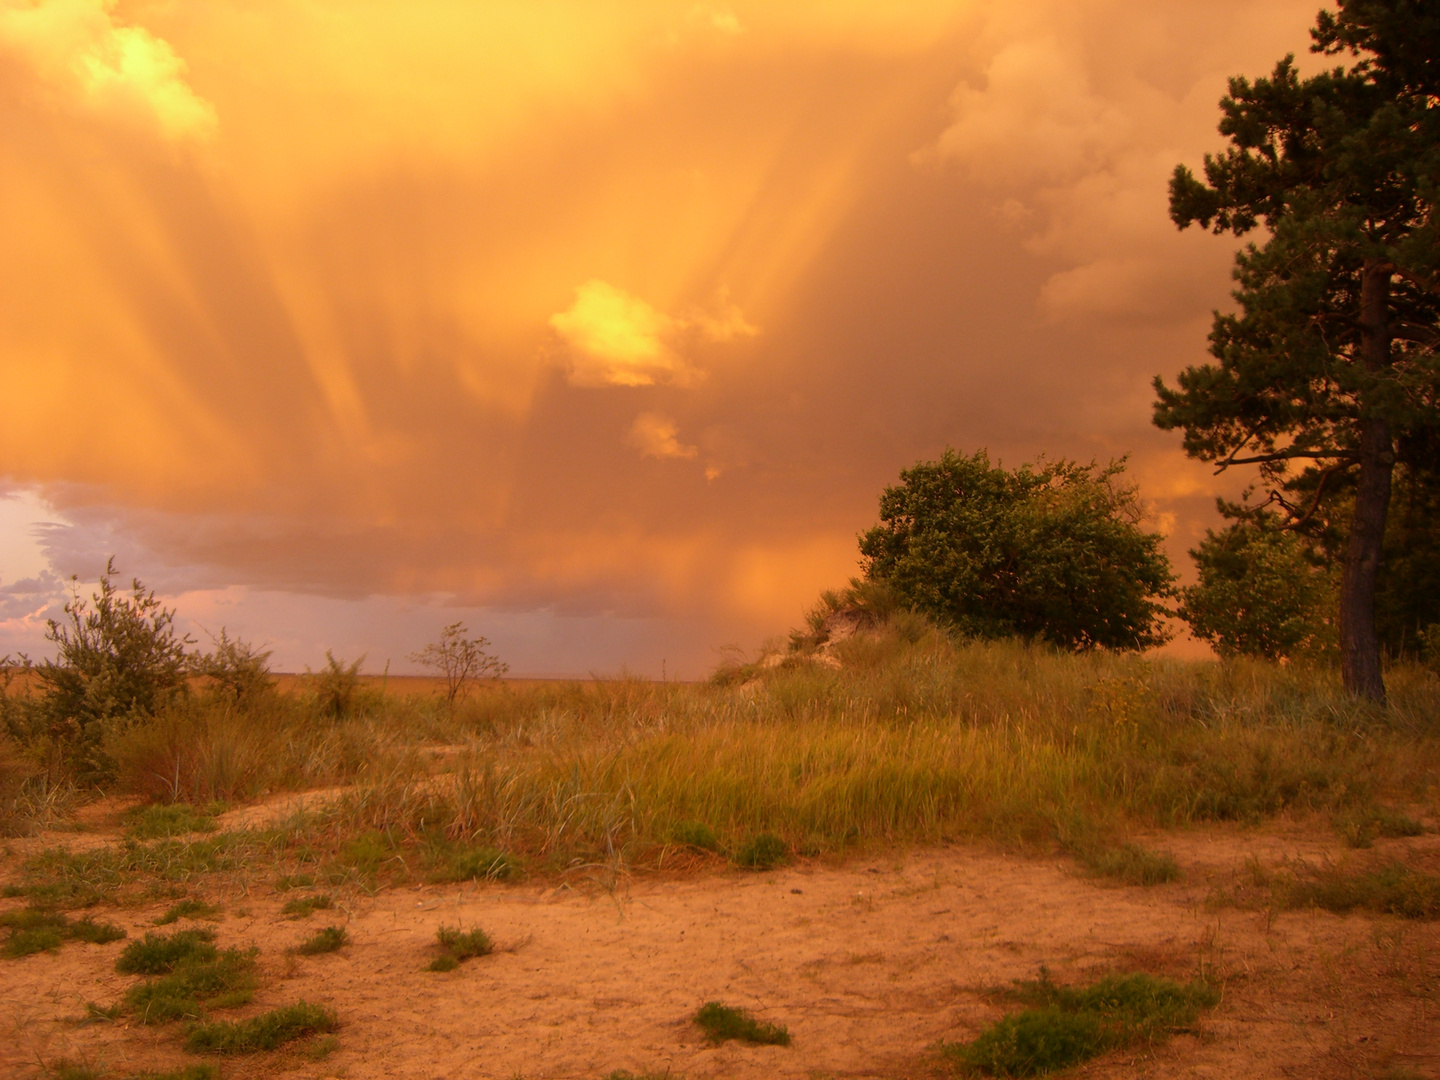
<box><xmin>15</xmin><ymin>620</ymin><xmax>1440</xmax><ymax>877</ymax></box>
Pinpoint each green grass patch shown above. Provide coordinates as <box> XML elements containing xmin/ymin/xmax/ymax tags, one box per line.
<box><xmin>124</xmin><ymin>1067</ymin><xmax>218</xmax><ymax>1080</ymax></box>
<box><xmin>427</xmin><ymin>845</ymin><xmax>523</xmax><ymax>883</ymax></box>
<box><xmin>1</xmin><ymin>907</ymin><xmax>125</xmax><ymax>958</ymax></box>
<box><xmin>116</xmin><ymin>928</ymin><xmax>218</xmax><ymax>974</ymax></box>
<box><xmin>124</xmin><ymin>803</ymin><xmax>222</xmax><ymax>840</ymax></box>
<box><xmin>296</xmin><ymin>925</ymin><xmax>348</xmax><ymax>954</ymax></box>
<box><xmin>429</xmin><ymin>924</ymin><xmax>491</xmax><ymax>970</ymax></box>
<box><xmin>1076</xmin><ymin>843</ymin><xmax>1182</xmax><ymax>887</ymax></box>
<box><xmin>1283</xmin><ymin>862</ymin><xmax>1440</xmax><ymax>919</ymax></box>
<box><xmin>281</xmin><ymin>893</ymin><xmax>333</xmax><ymax>918</ymax></box>
<box><xmin>337</xmin><ymin>829</ymin><xmax>398</xmax><ymax>875</ymax></box>
<box><xmin>124</xmin><ymin>947</ymin><xmax>258</xmax><ymax>1024</ymax></box>
<box><xmin>274</xmin><ymin>873</ymin><xmax>316</xmax><ymax>892</ymax></box>
<box><xmin>184</xmin><ymin>1001</ymin><xmax>338</xmax><ymax>1054</ymax></box>
<box><xmin>734</xmin><ymin>833</ymin><xmax>787</xmax><ymax>870</ymax></box>
<box><xmin>944</xmin><ymin>970</ymin><xmax>1218</xmax><ymax>1076</ymax></box>
<box><xmin>694</xmin><ymin>1001</ymin><xmax>791</xmax><ymax>1046</ymax></box>
<box><xmin>155</xmin><ymin>899</ymin><xmax>221</xmax><ymax>925</ymax></box>
<box><xmin>670</xmin><ymin>821</ymin><xmax>722</xmax><ymax>852</ymax></box>
<box><xmin>303</xmin><ymin>1034</ymin><xmax>340</xmax><ymax>1061</ymax></box>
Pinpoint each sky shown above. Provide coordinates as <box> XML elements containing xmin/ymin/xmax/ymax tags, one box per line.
<box><xmin>0</xmin><ymin>0</ymin><xmax>1331</xmax><ymax>677</ymax></box>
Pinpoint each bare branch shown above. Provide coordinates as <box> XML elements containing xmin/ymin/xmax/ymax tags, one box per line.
<box><xmin>1213</xmin><ymin>448</ymin><xmax>1358</xmax><ymax>473</ymax></box>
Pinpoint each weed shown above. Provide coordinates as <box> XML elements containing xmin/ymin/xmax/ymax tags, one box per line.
<box><xmin>670</xmin><ymin>821</ymin><xmax>721</xmax><ymax>852</ymax></box>
<box><xmin>428</xmin><ymin>845</ymin><xmax>523</xmax><ymax>883</ymax></box>
<box><xmin>1077</xmin><ymin>844</ymin><xmax>1182</xmax><ymax>887</ymax></box>
<box><xmin>124</xmin><ymin>1068</ymin><xmax>217</xmax><ymax>1080</ymax></box>
<box><xmin>1336</xmin><ymin>806</ymin><xmax>1426</xmax><ymax>849</ymax></box>
<box><xmin>944</xmin><ymin>970</ymin><xmax>1218</xmax><ymax>1076</ymax></box>
<box><xmin>184</xmin><ymin>1000</ymin><xmax>339</xmax><ymax>1053</ymax></box>
<box><xmin>1284</xmin><ymin>863</ymin><xmax>1440</xmax><ymax>919</ymax></box>
<box><xmin>281</xmin><ymin>894</ymin><xmax>333</xmax><ymax>918</ymax></box>
<box><xmin>124</xmin><ymin>947</ymin><xmax>257</xmax><ymax>1023</ymax></box>
<box><xmin>1</xmin><ymin>907</ymin><xmax>125</xmax><ymax>957</ymax></box>
<box><xmin>693</xmin><ymin>1001</ymin><xmax>791</xmax><ymax>1046</ymax></box>
<box><xmin>296</xmin><ymin>925</ymin><xmax>349</xmax><ymax>954</ymax></box>
<box><xmin>735</xmin><ymin>834</ymin><xmax>787</xmax><ymax>870</ymax></box>
<box><xmin>274</xmin><ymin>873</ymin><xmax>315</xmax><ymax>891</ymax></box>
<box><xmin>430</xmin><ymin>924</ymin><xmax>492</xmax><ymax>970</ymax></box>
<box><xmin>124</xmin><ymin>803</ymin><xmax>220</xmax><ymax>840</ymax></box>
<box><xmin>116</xmin><ymin>929</ymin><xmax>217</xmax><ymax>974</ymax></box>
<box><xmin>155</xmin><ymin>899</ymin><xmax>220</xmax><ymax>925</ymax></box>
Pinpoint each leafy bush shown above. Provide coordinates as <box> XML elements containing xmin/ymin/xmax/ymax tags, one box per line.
<box><xmin>194</xmin><ymin>629</ymin><xmax>274</xmax><ymax>706</ymax></box>
<box><xmin>693</xmin><ymin>1001</ymin><xmax>791</xmax><ymax>1046</ymax></box>
<box><xmin>184</xmin><ymin>1001</ymin><xmax>338</xmax><ymax>1053</ymax></box>
<box><xmin>859</xmin><ymin>451</ymin><xmax>1174</xmax><ymax>651</ymax></box>
<box><xmin>36</xmin><ymin>560</ymin><xmax>193</xmax><ymax>778</ymax></box>
<box><xmin>1179</xmin><ymin>519</ymin><xmax>1336</xmax><ymax>661</ymax></box>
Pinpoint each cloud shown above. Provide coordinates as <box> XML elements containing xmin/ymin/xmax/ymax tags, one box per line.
<box><xmin>627</xmin><ymin>412</ymin><xmax>698</xmax><ymax>461</ymax></box>
<box><xmin>550</xmin><ymin>281</ymin><xmax>757</xmax><ymax>388</ymax></box>
<box><xmin>0</xmin><ymin>0</ymin><xmax>216</xmax><ymax>140</ymax></box>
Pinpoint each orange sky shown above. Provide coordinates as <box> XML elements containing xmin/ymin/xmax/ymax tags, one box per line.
<box><xmin>0</xmin><ymin>0</ymin><xmax>1328</xmax><ymax>675</ymax></box>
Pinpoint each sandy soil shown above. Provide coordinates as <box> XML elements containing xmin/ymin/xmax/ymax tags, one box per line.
<box><xmin>3</xmin><ymin>825</ymin><xmax>1439</xmax><ymax>1080</ymax></box>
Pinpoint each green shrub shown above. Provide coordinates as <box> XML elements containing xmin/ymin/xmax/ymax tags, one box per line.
<box><xmin>944</xmin><ymin>971</ymin><xmax>1218</xmax><ymax>1076</ymax></box>
<box><xmin>694</xmin><ymin>1001</ymin><xmax>791</xmax><ymax>1046</ymax></box>
<box><xmin>116</xmin><ymin>929</ymin><xmax>217</xmax><ymax>975</ymax></box>
<box><xmin>430</xmin><ymin>924</ymin><xmax>491</xmax><ymax>970</ymax></box>
<box><xmin>296</xmin><ymin>925</ymin><xmax>348</xmax><ymax>955</ymax></box>
<box><xmin>735</xmin><ymin>833</ymin><xmax>787</xmax><ymax>870</ymax></box>
<box><xmin>184</xmin><ymin>1001</ymin><xmax>338</xmax><ymax>1053</ymax></box>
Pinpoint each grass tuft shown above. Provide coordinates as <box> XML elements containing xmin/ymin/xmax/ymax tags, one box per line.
<box><xmin>124</xmin><ymin>946</ymin><xmax>257</xmax><ymax>1024</ymax></box>
<box><xmin>1283</xmin><ymin>862</ymin><xmax>1440</xmax><ymax>919</ymax></box>
<box><xmin>1336</xmin><ymin>806</ymin><xmax>1427</xmax><ymax>849</ymax></box>
<box><xmin>2</xmin><ymin>906</ymin><xmax>125</xmax><ymax>958</ymax></box>
<box><xmin>281</xmin><ymin>894</ymin><xmax>333</xmax><ymax>919</ymax></box>
<box><xmin>734</xmin><ymin>833</ymin><xmax>787</xmax><ymax>870</ymax></box>
<box><xmin>428</xmin><ymin>846</ymin><xmax>523</xmax><ymax>884</ymax></box>
<box><xmin>1076</xmin><ymin>843</ymin><xmax>1182</xmax><ymax>887</ymax></box>
<box><xmin>671</xmin><ymin>821</ymin><xmax>721</xmax><ymax>852</ymax></box>
<box><xmin>184</xmin><ymin>1000</ymin><xmax>339</xmax><ymax>1054</ymax></box>
<box><xmin>296</xmin><ymin>925</ymin><xmax>349</xmax><ymax>955</ymax></box>
<box><xmin>155</xmin><ymin>899</ymin><xmax>220</xmax><ymax>925</ymax></box>
<box><xmin>694</xmin><ymin>1001</ymin><xmax>791</xmax><ymax>1046</ymax></box>
<box><xmin>944</xmin><ymin>970</ymin><xmax>1218</xmax><ymax>1076</ymax></box>
<box><xmin>124</xmin><ymin>803</ymin><xmax>221</xmax><ymax>840</ymax></box>
<box><xmin>47</xmin><ymin>1060</ymin><xmax>104</xmax><ymax>1080</ymax></box>
<box><xmin>124</xmin><ymin>1067</ymin><xmax>218</xmax><ymax>1080</ymax></box>
<box><xmin>429</xmin><ymin>924</ymin><xmax>491</xmax><ymax>970</ymax></box>
<box><xmin>116</xmin><ymin>929</ymin><xmax>217</xmax><ymax>975</ymax></box>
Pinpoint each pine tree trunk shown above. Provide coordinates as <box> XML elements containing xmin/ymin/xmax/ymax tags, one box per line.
<box><xmin>1339</xmin><ymin>259</ymin><xmax>1395</xmax><ymax>702</ymax></box>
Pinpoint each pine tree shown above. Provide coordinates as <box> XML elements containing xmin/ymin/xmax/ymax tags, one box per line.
<box><xmin>1154</xmin><ymin>0</ymin><xmax>1440</xmax><ymax>700</ymax></box>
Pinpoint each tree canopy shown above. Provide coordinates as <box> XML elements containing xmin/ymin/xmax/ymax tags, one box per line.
<box><xmin>1155</xmin><ymin>0</ymin><xmax>1440</xmax><ymax>699</ymax></box>
<box><xmin>858</xmin><ymin>450</ymin><xmax>1174</xmax><ymax>651</ymax></box>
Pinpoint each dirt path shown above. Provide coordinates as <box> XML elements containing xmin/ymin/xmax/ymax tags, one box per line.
<box><xmin>3</xmin><ymin>832</ymin><xmax>1439</xmax><ymax>1079</ymax></box>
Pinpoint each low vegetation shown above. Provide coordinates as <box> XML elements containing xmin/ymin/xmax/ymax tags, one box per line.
<box><xmin>281</xmin><ymin>893</ymin><xmax>333</xmax><ymax>918</ymax></box>
<box><xmin>1</xmin><ymin>906</ymin><xmax>125</xmax><ymax>958</ymax></box>
<box><xmin>296</xmin><ymin>925</ymin><xmax>349</xmax><ymax>954</ymax></box>
<box><xmin>693</xmin><ymin>1001</ymin><xmax>791</xmax><ymax>1046</ymax></box>
<box><xmin>183</xmin><ymin>1001</ymin><xmax>338</xmax><ymax>1053</ymax></box>
<box><xmin>944</xmin><ymin>970</ymin><xmax>1218</xmax><ymax>1076</ymax></box>
<box><xmin>155</xmin><ymin>899</ymin><xmax>221</xmax><ymax>925</ymax></box>
<box><xmin>429</xmin><ymin>924</ymin><xmax>493</xmax><ymax>971</ymax></box>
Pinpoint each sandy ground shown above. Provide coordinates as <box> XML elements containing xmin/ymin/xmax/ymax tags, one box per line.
<box><xmin>3</xmin><ymin>824</ymin><xmax>1439</xmax><ymax>1080</ymax></box>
